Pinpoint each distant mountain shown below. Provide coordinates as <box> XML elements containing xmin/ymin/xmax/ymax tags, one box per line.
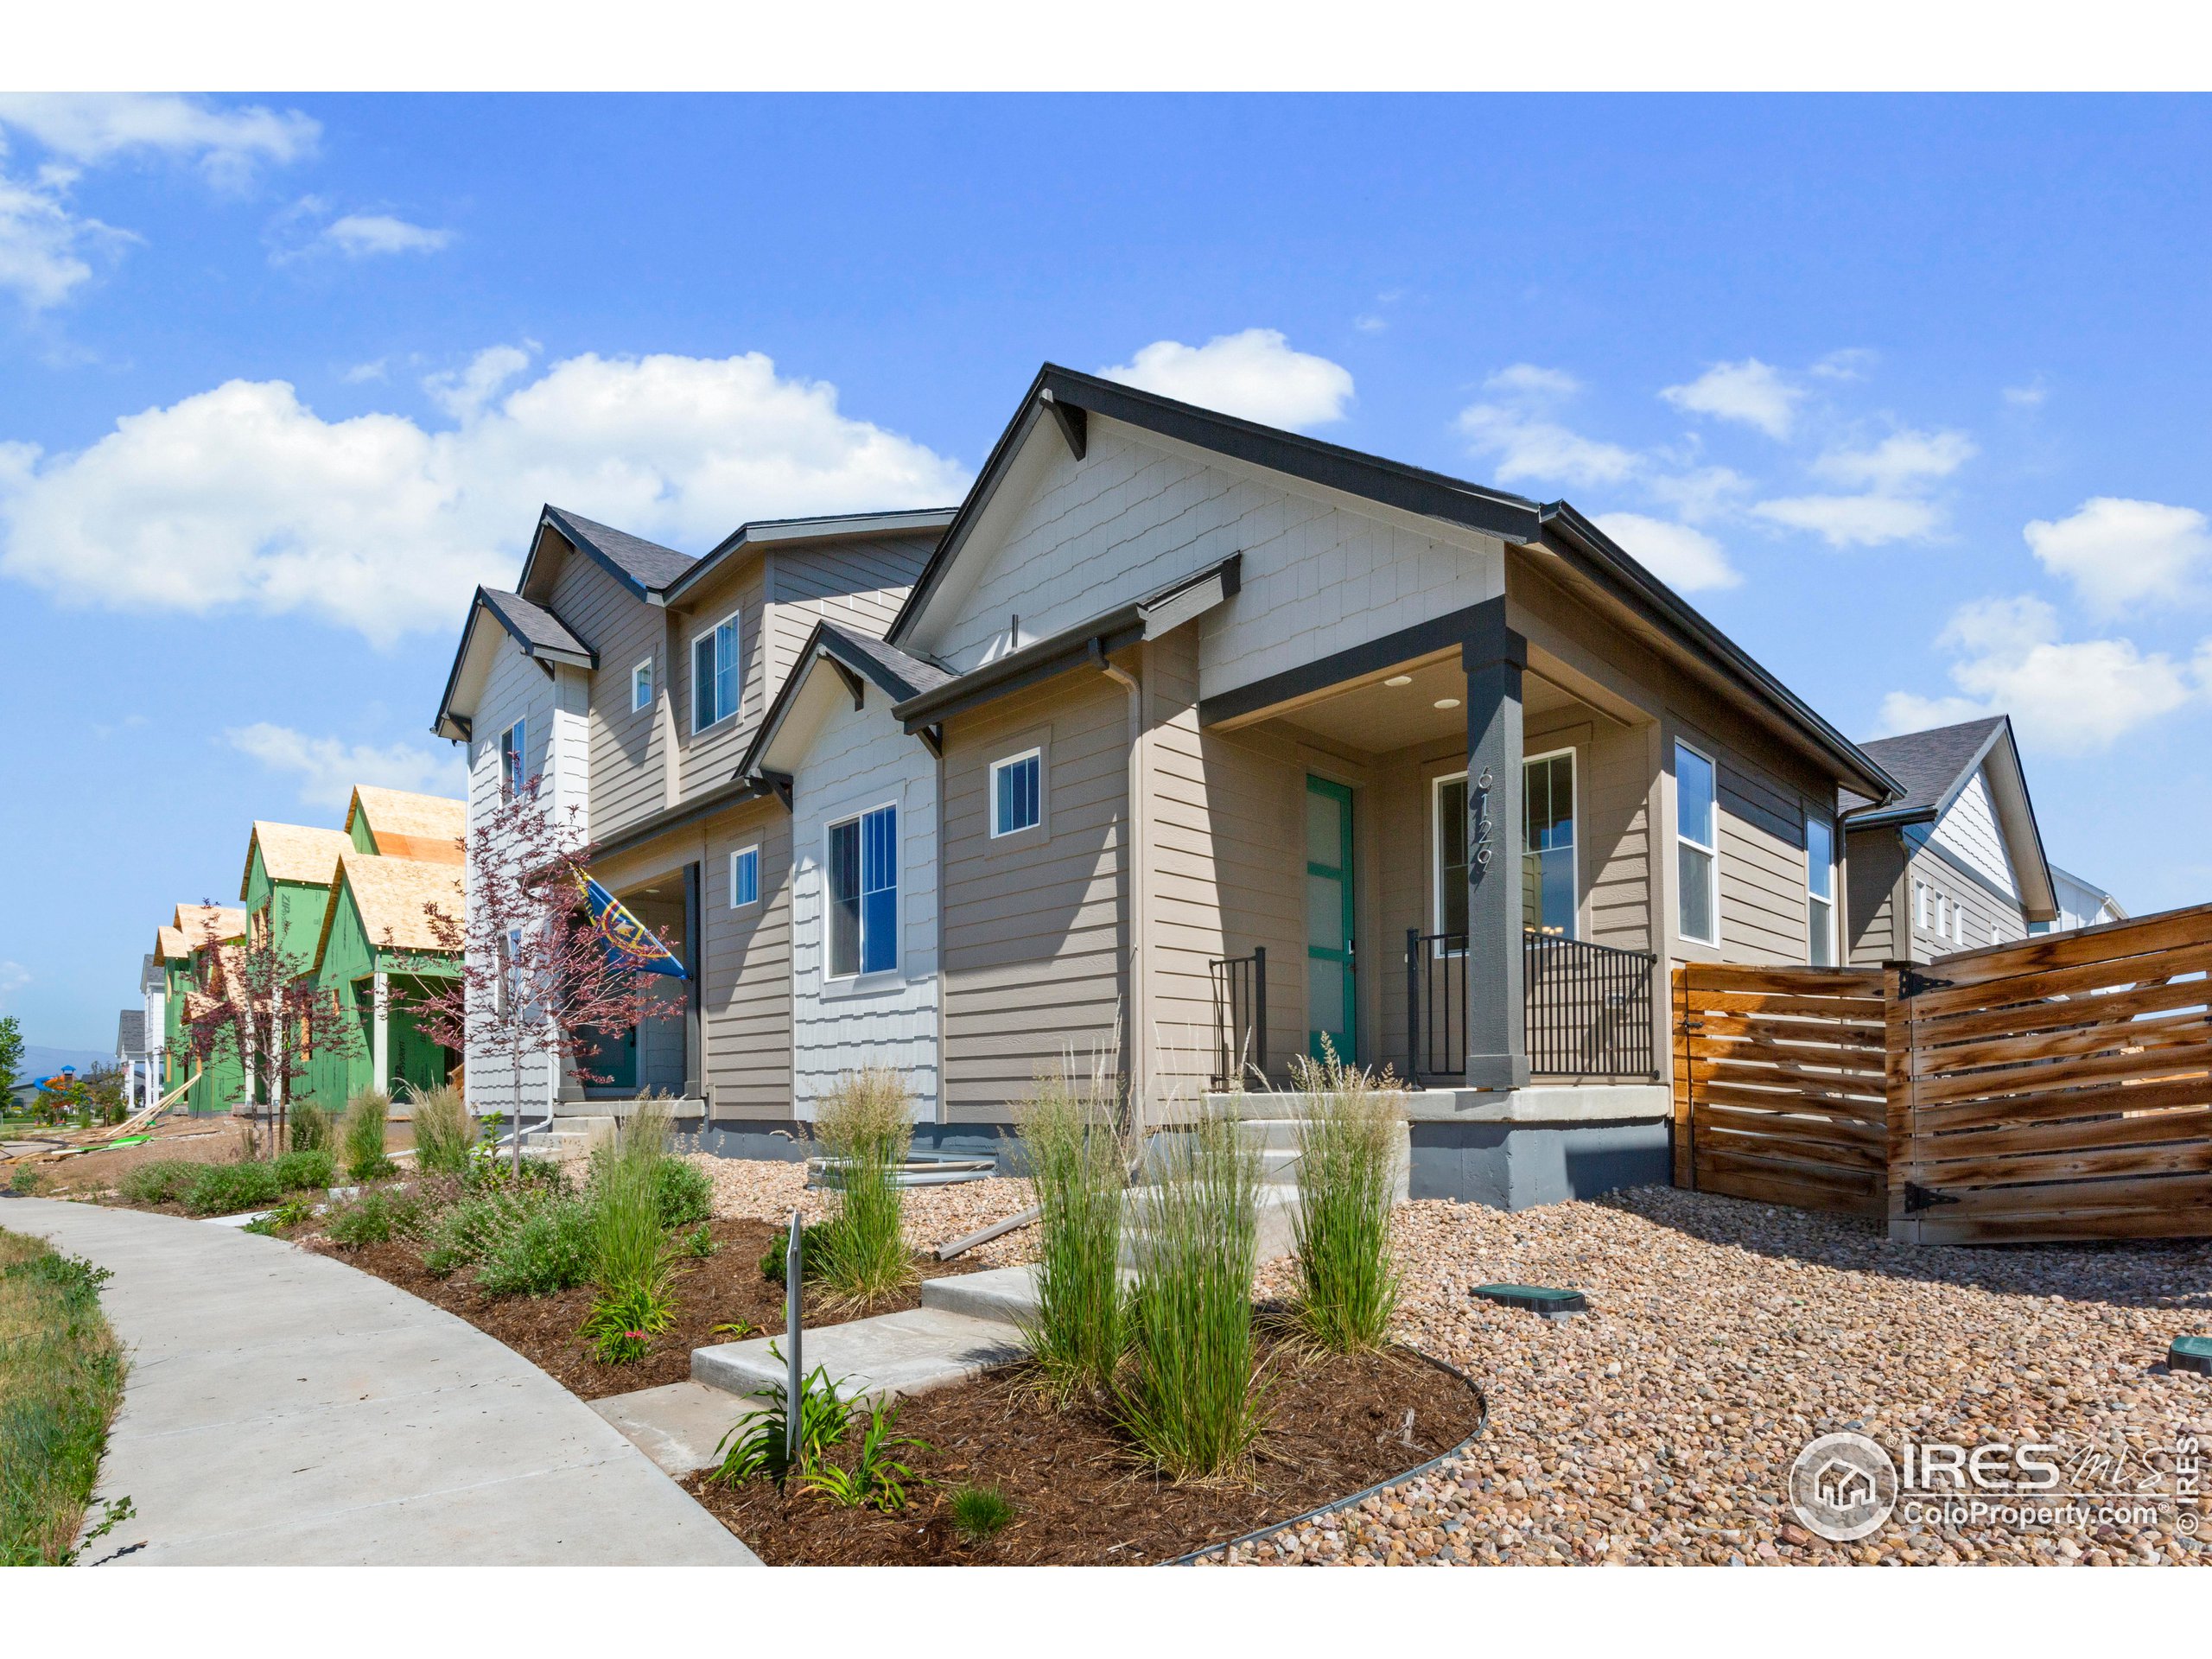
<box><xmin>19</xmin><ymin>1045</ymin><xmax>117</xmax><ymax>1080</ymax></box>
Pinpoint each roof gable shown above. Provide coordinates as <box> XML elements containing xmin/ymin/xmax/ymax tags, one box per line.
<box><xmin>239</xmin><ymin>822</ymin><xmax>354</xmax><ymax>899</ymax></box>
<box><xmin>525</xmin><ymin>506</ymin><xmax>695</xmax><ymax>604</ymax></box>
<box><xmin>312</xmin><ymin>853</ymin><xmax>464</xmax><ymax>972</ymax></box>
<box><xmin>744</xmin><ymin>620</ymin><xmax>952</xmax><ymax>777</ymax></box>
<box><xmin>1849</xmin><ymin>715</ymin><xmax>2056</xmax><ymax>919</ymax></box>
<box><xmin>432</xmin><ymin>585</ymin><xmax>594</xmax><ymax>741</ymax></box>
<box><xmin>346</xmin><ymin>785</ymin><xmax>465</xmax><ymax>863</ymax></box>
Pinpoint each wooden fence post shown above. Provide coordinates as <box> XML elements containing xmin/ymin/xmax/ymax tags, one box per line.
<box><xmin>1883</xmin><ymin>962</ymin><xmax>1915</xmax><ymax>1244</ymax></box>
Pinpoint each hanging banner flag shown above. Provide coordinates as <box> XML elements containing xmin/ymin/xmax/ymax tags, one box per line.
<box><xmin>578</xmin><ymin>876</ymin><xmax>689</xmax><ymax>978</ymax></box>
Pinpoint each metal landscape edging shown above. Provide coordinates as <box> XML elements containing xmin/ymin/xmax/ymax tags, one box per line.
<box><xmin>1170</xmin><ymin>1344</ymin><xmax>1488</xmax><ymax>1566</ymax></box>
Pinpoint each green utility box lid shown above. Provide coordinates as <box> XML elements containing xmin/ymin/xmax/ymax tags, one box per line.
<box><xmin>2171</xmin><ymin>1336</ymin><xmax>2212</xmax><ymax>1376</ymax></box>
<box><xmin>1472</xmin><ymin>1283</ymin><xmax>1587</xmax><ymax>1315</ymax></box>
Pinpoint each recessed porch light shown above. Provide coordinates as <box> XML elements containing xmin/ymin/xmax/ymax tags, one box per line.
<box><xmin>1433</xmin><ymin>696</ymin><xmax>1460</xmax><ymax>709</ymax></box>
<box><xmin>1384</xmin><ymin>674</ymin><xmax>1413</xmax><ymax>687</ymax></box>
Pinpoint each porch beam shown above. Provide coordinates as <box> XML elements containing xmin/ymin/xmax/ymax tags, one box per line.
<box><xmin>1463</xmin><ymin>601</ymin><xmax>1530</xmax><ymax>1092</ymax></box>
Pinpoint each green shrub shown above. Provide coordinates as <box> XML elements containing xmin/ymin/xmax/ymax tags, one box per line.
<box><xmin>1117</xmin><ymin>1111</ymin><xmax>1264</xmax><ymax>1481</ymax></box>
<box><xmin>288</xmin><ymin>1103</ymin><xmax>333</xmax><ymax>1155</ymax></box>
<box><xmin>475</xmin><ymin>1199</ymin><xmax>594</xmax><ymax>1297</ymax></box>
<box><xmin>1286</xmin><ymin>1051</ymin><xmax>1404</xmax><ymax>1353</ymax></box>
<box><xmin>273</xmin><ymin>1147</ymin><xmax>334</xmax><ymax>1192</ymax></box>
<box><xmin>1016</xmin><ymin>1065</ymin><xmax>1127</xmax><ymax>1398</ymax></box>
<box><xmin>243</xmin><ymin>1198</ymin><xmax>315</xmax><ymax>1237</ymax></box>
<box><xmin>182</xmin><ymin>1160</ymin><xmax>285</xmax><ymax>1217</ymax></box>
<box><xmin>811</xmin><ymin>1068</ymin><xmax>914</xmax><ymax>1308</ymax></box>
<box><xmin>948</xmin><ymin>1483</ymin><xmax>1016</xmax><ymax>1544</ymax></box>
<box><xmin>760</xmin><ymin>1222</ymin><xmax>823</xmax><ymax>1284</ymax></box>
<box><xmin>709</xmin><ymin>1353</ymin><xmax>855</xmax><ymax>1487</ymax></box>
<box><xmin>800</xmin><ymin>1398</ymin><xmax>930</xmax><ymax>1512</ymax></box>
<box><xmin>408</xmin><ymin>1084</ymin><xmax>476</xmax><ymax>1178</ymax></box>
<box><xmin>652</xmin><ymin>1157</ymin><xmax>712</xmax><ymax>1228</ymax></box>
<box><xmin>324</xmin><ymin>1187</ymin><xmax>425</xmax><ymax>1247</ymax></box>
<box><xmin>8</xmin><ymin>1166</ymin><xmax>43</xmax><ymax>1196</ymax></box>
<box><xmin>340</xmin><ymin>1090</ymin><xmax>395</xmax><ymax>1182</ymax></box>
<box><xmin>117</xmin><ymin>1159</ymin><xmax>202</xmax><ymax>1207</ymax></box>
<box><xmin>422</xmin><ymin>1185</ymin><xmax>541</xmax><ymax>1276</ymax></box>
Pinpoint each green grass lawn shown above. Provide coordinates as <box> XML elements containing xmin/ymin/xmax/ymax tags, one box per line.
<box><xmin>0</xmin><ymin>1228</ymin><xmax>129</xmax><ymax>1565</ymax></box>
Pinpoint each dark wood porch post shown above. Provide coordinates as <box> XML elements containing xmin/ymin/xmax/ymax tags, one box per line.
<box><xmin>1463</xmin><ymin>600</ymin><xmax>1529</xmax><ymax>1091</ymax></box>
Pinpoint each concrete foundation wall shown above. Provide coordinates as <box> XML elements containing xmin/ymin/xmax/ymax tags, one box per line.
<box><xmin>1408</xmin><ymin>1118</ymin><xmax>1672</xmax><ymax>1211</ymax></box>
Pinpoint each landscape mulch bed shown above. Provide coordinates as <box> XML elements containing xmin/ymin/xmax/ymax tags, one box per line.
<box><xmin>683</xmin><ymin>1336</ymin><xmax>1484</xmax><ymax>1565</ymax></box>
<box><xmin>316</xmin><ymin>1216</ymin><xmax>969</xmax><ymax>1401</ymax></box>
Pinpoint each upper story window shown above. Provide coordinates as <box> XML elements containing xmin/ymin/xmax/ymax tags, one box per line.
<box><xmin>632</xmin><ymin>658</ymin><xmax>653</xmax><ymax>714</ymax></box>
<box><xmin>730</xmin><ymin>845</ymin><xmax>760</xmax><ymax>908</ymax></box>
<box><xmin>692</xmin><ymin>614</ymin><xmax>740</xmax><ymax>732</ymax></box>
<box><xmin>499</xmin><ymin>718</ymin><xmax>527</xmax><ymax>798</ymax></box>
<box><xmin>1675</xmin><ymin>740</ymin><xmax>1719</xmax><ymax>945</ymax></box>
<box><xmin>1805</xmin><ymin>811</ymin><xmax>1836</xmax><ymax>966</ymax></box>
<box><xmin>990</xmin><ymin>749</ymin><xmax>1042</xmax><ymax>837</ymax></box>
<box><xmin>826</xmin><ymin>804</ymin><xmax>898</xmax><ymax>979</ymax></box>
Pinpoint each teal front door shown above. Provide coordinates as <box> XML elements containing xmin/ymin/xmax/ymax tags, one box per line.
<box><xmin>1305</xmin><ymin>775</ymin><xmax>1357</xmax><ymax>1061</ymax></box>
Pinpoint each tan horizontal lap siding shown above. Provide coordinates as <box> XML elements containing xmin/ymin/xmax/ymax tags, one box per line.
<box><xmin>1846</xmin><ymin>826</ymin><xmax>1904</xmax><ymax>967</ymax></box>
<box><xmin>546</xmin><ymin>543</ymin><xmax>669</xmax><ymax>844</ymax></box>
<box><xmin>941</xmin><ymin>669</ymin><xmax>1128</xmax><ymax>1122</ymax></box>
<box><xmin>674</xmin><ymin>568</ymin><xmax>769</xmax><ymax>801</ymax></box>
<box><xmin>1715</xmin><ymin>746</ymin><xmax>1812</xmax><ymax>965</ymax></box>
<box><xmin>1581</xmin><ymin>721</ymin><xmax>1654</xmax><ymax>954</ymax></box>
<box><xmin>772</xmin><ymin>535</ymin><xmax>933</xmax><ymax>638</ymax></box>
<box><xmin>703</xmin><ymin>808</ymin><xmax>792</xmax><ymax>1116</ymax></box>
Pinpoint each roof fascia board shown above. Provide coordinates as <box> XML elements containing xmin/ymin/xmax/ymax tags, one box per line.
<box><xmin>890</xmin><ymin>554</ymin><xmax>1240</xmax><ymax>731</ymax></box>
<box><xmin>674</xmin><ymin>508</ymin><xmax>958</xmax><ymax>605</ymax></box>
<box><xmin>1537</xmin><ymin>505</ymin><xmax>1900</xmax><ymax>804</ymax></box>
<box><xmin>1972</xmin><ymin>721</ymin><xmax>2057</xmax><ymax>918</ymax></box>
<box><xmin>888</xmin><ymin>380</ymin><xmax>1055</xmax><ymax>645</ymax></box>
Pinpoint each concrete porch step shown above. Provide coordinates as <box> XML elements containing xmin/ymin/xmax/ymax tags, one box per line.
<box><xmin>691</xmin><ymin>1306</ymin><xmax>1023</xmax><ymax>1405</ymax></box>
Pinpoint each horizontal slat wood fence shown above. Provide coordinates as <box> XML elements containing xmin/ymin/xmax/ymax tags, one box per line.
<box><xmin>1891</xmin><ymin>902</ymin><xmax>2212</xmax><ymax>1246</ymax></box>
<box><xmin>1672</xmin><ymin>901</ymin><xmax>2212</xmax><ymax>1244</ymax></box>
<box><xmin>1674</xmin><ymin>963</ymin><xmax>1890</xmax><ymax>1217</ymax></box>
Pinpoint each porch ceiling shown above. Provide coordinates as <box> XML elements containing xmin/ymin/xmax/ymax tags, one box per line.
<box><xmin>1272</xmin><ymin>652</ymin><xmax>1585</xmax><ymax>751</ymax></box>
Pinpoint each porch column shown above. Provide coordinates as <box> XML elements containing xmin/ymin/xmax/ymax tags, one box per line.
<box><xmin>1463</xmin><ymin>603</ymin><xmax>1529</xmax><ymax>1092</ymax></box>
<box><xmin>372</xmin><ymin>970</ymin><xmax>390</xmax><ymax>1093</ymax></box>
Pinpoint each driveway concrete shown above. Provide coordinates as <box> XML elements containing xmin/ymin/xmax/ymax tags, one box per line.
<box><xmin>3</xmin><ymin>1197</ymin><xmax>760</xmax><ymax>1566</ymax></box>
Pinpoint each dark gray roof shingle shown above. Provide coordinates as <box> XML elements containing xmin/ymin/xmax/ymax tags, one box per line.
<box><xmin>480</xmin><ymin>588</ymin><xmax>591</xmax><ymax>660</ymax></box>
<box><xmin>543</xmin><ymin>505</ymin><xmax>695</xmax><ymax>594</ymax></box>
<box><xmin>1846</xmin><ymin>716</ymin><xmax>2008</xmax><ymax>821</ymax></box>
<box><xmin>819</xmin><ymin>622</ymin><xmax>956</xmax><ymax>703</ymax></box>
<box><xmin>117</xmin><ymin>1009</ymin><xmax>146</xmax><ymax>1054</ymax></box>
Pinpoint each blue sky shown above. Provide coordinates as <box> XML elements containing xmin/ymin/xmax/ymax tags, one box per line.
<box><xmin>4</xmin><ymin>93</ymin><xmax>2209</xmax><ymax>1047</ymax></box>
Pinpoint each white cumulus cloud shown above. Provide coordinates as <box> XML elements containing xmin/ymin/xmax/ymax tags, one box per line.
<box><xmin>1100</xmin><ymin>328</ymin><xmax>1353</xmax><ymax>429</ymax></box>
<box><xmin>323</xmin><ymin>213</ymin><xmax>453</xmax><ymax>258</ymax></box>
<box><xmin>1661</xmin><ymin>359</ymin><xmax>1803</xmax><ymax>440</ymax></box>
<box><xmin>227</xmin><ymin>723</ymin><xmax>463</xmax><ymax>810</ymax></box>
<box><xmin>1592</xmin><ymin>512</ymin><xmax>1740</xmax><ymax>593</ymax></box>
<box><xmin>1878</xmin><ymin>595</ymin><xmax>2199</xmax><ymax>755</ymax></box>
<box><xmin>1812</xmin><ymin>428</ymin><xmax>1975</xmax><ymax>493</ymax></box>
<box><xmin>1751</xmin><ymin>493</ymin><xmax>1943</xmax><ymax>548</ymax></box>
<box><xmin>2024</xmin><ymin>496</ymin><xmax>2212</xmax><ymax>617</ymax></box>
<box><xmin>1457</xmin><ymin>363</ymin><xmax>1638</xmax><ymax>490</ymax></box>
<box><xmin>0</xmin><ymin>93</ymin><xmax>317</xmax><ymax>308</ymax></box>
<box><xmin>0</xmin><ymin>346</ymin><xmax>972</xmax><ymax>645</ymax></box>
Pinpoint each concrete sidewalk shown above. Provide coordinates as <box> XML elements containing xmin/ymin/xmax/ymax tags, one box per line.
<box><xmin>3</xmin><ymin>1197</ymin><xmax>760</xmax><ymax>1566</ymax></box>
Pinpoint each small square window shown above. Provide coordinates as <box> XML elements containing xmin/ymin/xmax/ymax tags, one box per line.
<box><xmin>632</xmin><ymin>658</ymin><xmax>653</xmax><ymax>713</ymax></box>
<box><xmin>730</xmin><ymin>846</ymin><xmax>760</xmax><ymax>908</ymax></box>
<box><xmin>990</xmin><ymin>749</ymin><xmax>1042</xmax><ymax>837</ymax></box>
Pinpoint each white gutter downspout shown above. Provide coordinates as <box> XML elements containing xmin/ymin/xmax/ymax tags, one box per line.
<box><xmin>1092</xmin><ymin>640</ymin><xmax>1148</xmax><ymax>1135</ymax></box>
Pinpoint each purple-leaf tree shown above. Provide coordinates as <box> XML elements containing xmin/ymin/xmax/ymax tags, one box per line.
<box><xmin>183</xmin><ymin>908</ymin><xmax>359</xmax><ymax>1156</ymax></box>
<box><xmin>412</xmin><ymin>775</ymin><xmax>664</xmax><ymax>1176</ymax></box>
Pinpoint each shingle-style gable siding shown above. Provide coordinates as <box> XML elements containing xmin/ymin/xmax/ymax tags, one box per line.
<box><xmin>790</xmin><ymin>690</ymin><xmax>939</xmax><ymax>1119</ymax></box>
<box><xmin>1928</xmin><ymin>765</ymin><xmax>2018</xmax><ymax>899</ymax></box>
<box><xmin>912</xmin><ymin>423</ymin><xmax>1506</xmax><ymax>702</ymax></box>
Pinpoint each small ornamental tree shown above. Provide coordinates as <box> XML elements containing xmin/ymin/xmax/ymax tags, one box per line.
<box><xmin>413</xmin><ymin>776</ymin><xmax>664</xmax><ymax>1177</ymax></box>
<box><xmin>0</xmin><ymin>1014</ymin><xmax>23</xmax><ymax>1104</ymax></box>
<box><xmin>183</xmin><ymin>908</ymin><xmax>359</xmax><ymax>1156</ymax></box>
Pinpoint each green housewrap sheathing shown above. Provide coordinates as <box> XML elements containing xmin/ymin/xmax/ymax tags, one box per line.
<box><xmin>302</xmin><ymin>853</ymin><xmax>463</xmax><ymax>1110</ymax></box>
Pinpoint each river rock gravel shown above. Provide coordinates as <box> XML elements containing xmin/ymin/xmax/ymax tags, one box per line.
<box><xmin>681</xmin><ymin>1152</ymin><xmax>1039</xmax><ymax>1268</ymax></box>
<box><xmin>1227</xmin><ymin>1185</ymin><xmax>2211</xmax><ymax>1567</ymax></box>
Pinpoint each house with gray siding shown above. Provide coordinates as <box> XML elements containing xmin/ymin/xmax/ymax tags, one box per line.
<box><xmin>2037</xmin><ymin>863</ymin><xmax>2126</xmax><ymax>936</ymax></box>
<box><xmin>431</xmin><ymin>503</ymin><xmax>953</xmax><ymax>1118</ymax></box>
<box><xmin>814</xmin><ymin>365</ymin><xmax>1908</xmax><ymax>1205</ymax></box>
<box><xmin>1840</xmin><ymin>715</ymin><xmax>2057</xmax><ymax>965</ymax></box>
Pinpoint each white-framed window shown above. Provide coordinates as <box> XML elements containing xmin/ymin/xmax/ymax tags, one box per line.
<box><xmin>1990</xmin><ymin>922</ymin><xmax>2001</xmax><ymax>946</ymax></box>
<box><xmin>729</xmin><ymin>845</ymin><xmax>760</xmax><ymax>909</ymax></box>
<box><xmin>1954</xmin><ymin>904</ymin><xmax>1966</xmax><ymax>947</ymax></box>
<box><xmin>631</xmin><ymin>657</ymin><xmax>653</xmax><ymax>713</ymax></box>
<box><xmin>1675</xmin><ymin>740</ymin><xmax>1719</xmax><ymax>944</ymax></box>
<box><xmin>1805</xmin><ymin>811</ymin><xmax>1836</xmax><ymax>967</ymax></box>
<box><xmin>825</xmin><ymin>804</ymin><xmax>898</xmax><ymax>979</ymax></box>
<box><xmin>990</xmin><ymin>748</ymin><xmax>1042</xmax><ymax>837</ymax></box>
<box><xmin>691</xmin><ymin>613</ymin><xmax>740</xmax><ymax>732</ymax></box>
<box><xmin>502</xmin><ymin>927</ymin><xmax>523</xmax><ymax>1014</ymax></box>
<box><xmin>1916</xmin><ymin>881</ymin><xmax>1929</xmax><ymax>931</ymax></box>
<box><xmin>1432</xmin><ymin>753</ymin><xmax>1577</xmax><ymax>942</ymax></box>
<box><xmin>499</xmin><ymin>718</ymin><xmax>527</xmax><ymax>798</ymax></box>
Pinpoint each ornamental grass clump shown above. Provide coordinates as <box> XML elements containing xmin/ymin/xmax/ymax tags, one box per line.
<box><xmin>1117</xmin><ymin>1110</ymin><xmax>1264</xmax><ymax>1482</ymax></box>
<box><xmin>811</xmin><ymin>1068</ymin><xmax>914</xmax><ymax>1308</ymax></box>
<box><xmin>340</xmin><ymin>1090</ymin><xmax>396</xmax><ymax>1182</ymax></box>
<box><xmin>1015</xmin><ymin>1064</ymin><xmax>1127</xmax><ymax>1400</ymax></box>
<box><xmin>1286</xmin><ymin>1050</ymin><xmax>1405</xmax><ymax>1353</ymax></box>
<box><xmin>580</xmin><ymin>1105</ymin><xmax>681</xmax><ymax>1362</ymax></box>
<box><xmin>287</xmin><ymin>1102</ymin><xmax>332</xmax><ymax>1155</ymax></box>
<box><xmin>182</xmin><ymin>1159</ymin><xmax>285</xmax><ymax>1217</ymax></box>
<box><xmin>407</xmin><ymin>1084</ymin><xmax>476</xmax><ymax>1178</ymax></box>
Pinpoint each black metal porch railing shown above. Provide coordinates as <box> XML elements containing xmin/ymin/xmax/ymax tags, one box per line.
<box><xmin>1406</xmin><ymin>929</ymin><xmax>1660</xmax><ymax>1085</ymax></box>
<box><xmin>1207</xmin><ymin>946</ymin><xmax>1267</xmax><ymax>1090</ymax></box>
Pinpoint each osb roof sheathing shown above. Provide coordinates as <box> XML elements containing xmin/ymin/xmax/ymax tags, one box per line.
<box><xmin>346</xmin><ymin>785</ymin><xmax>465</xmax><ymax>863</ymax></box>
<box><xmin>240</xmin><ymin>822</ymin><xmax>357</xmax><ymax>896</ymax></box>
<box><xmin>313</xmin><ymin>853</ymin><xmax>464</xmax><ymax>969</ymax></box>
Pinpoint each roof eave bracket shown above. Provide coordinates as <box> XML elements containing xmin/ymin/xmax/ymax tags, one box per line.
<box><xmin>1040</xmin><ymin>389</ymin><xmax>1087</xmax><ymax>461</ymax></box>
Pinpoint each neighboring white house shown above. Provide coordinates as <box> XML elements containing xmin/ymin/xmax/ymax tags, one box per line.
<box><xmin>745</xmin><ymin>620</ymin><xmax>954</xmax><ymax>1122</ymax></box>
<box><xmin>2034</xmin><ymin>864</ymin><xmax>2127</xmax><ymax>936</ymax></box>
